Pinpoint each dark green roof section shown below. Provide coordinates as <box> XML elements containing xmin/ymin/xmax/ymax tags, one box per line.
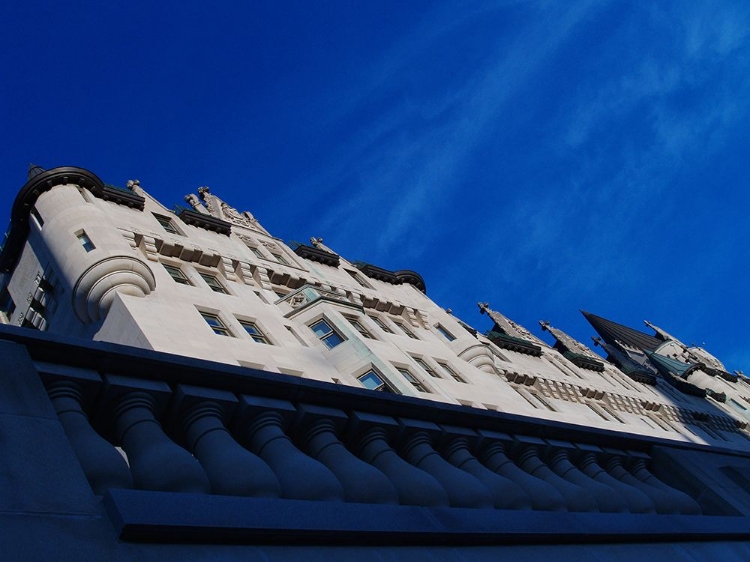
<box><xmin>647</xmin><ymin>352</ymin><xmax>702</xmax><ymax>379</ymax></box>
<box><xmin>486</xmin><ymin>330</ymin><xmax>542</xmax><ymax>357</ymax></box>
<box><xmin>562</xmin><ymin>351</ymin><xmax>605</xmax><ymax>372</ymax></box>
<box><xmin>581</xmin><ymin>311</ymin><xmax>662</xmax><ymax>352</ymax></box>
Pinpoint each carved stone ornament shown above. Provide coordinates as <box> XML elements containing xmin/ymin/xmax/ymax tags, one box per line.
<box><xmin>196</xmin><ymin>186</ymin><xmax>259</xmax><ymax>230</ymax></box>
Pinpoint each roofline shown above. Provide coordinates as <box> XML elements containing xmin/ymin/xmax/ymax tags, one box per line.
<box><xmin>0</xmin><ymin>166</ymin><xmax>145</xmax><ymax>274</ymax></box>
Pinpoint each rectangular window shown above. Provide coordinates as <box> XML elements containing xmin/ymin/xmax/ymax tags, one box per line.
<box><xmin>435</xmin><ymin>324</ymin><xmax>456</xmax><ymax>341</ymax></box>
<box><xmin>346</xmin><ymin>316</ymin><xmax>373</xmax><ymax>339</ymax></box>
<box><xmin>238</xmin><ymin>320</ymin><xmax>270</xmax><ymax>344</ymax></box>
<box><xmin>413</xmin><ymin>357</ymin><xmax>441</xmax><ymax>378</ymax></box>
<box><xmin>200</xmin><ymin>312</ymin><xmax>231</xmax><ymax>336</ymax></box>
<box><xmin>310</xmin><ymin>319</ymin><xmax>345</xmax><ymax>349</ymax></box>
<box><xmin>358</xmin><ymin>370</ymin><xmax>395</xmax><ymax>393</ymax></box>
<box><xmin>368</xmin><ymin>315</ymin><xmax>392</xmax><ymax>333</ymax></box>
<box><xmin>397</xmin><ymin>368</ymin><xmax>429</xmax><ymax>393</ymax></box>
<box><xmin>199</xmin><ymin>272</ymin><xmax>228</xmax><ymax>294</ymax></box>
<box><xmin>438</xmin><ymin>361</ymin><xmax>466</xmax><ymax>383</ymax></box>
<box><xmin>393</xmin><ymin>320</ymin><xmax>418</xmax><ymax>339</ymax></box>
<box><xmin>347</xmin><ymin>270</ymin><xmax>369</xmax><ymax>288</ymax></box>
<box><xmin>76</xmin><ymin>230</ymin><xmax>96</xmax><ymax>252</ymax></box>
<box><xmin>271</xmin><ymin>253</ymin><xmax>290</xmax><ymax>266</ymax></box>
<box><xmin>154</xmin><ymin>213</ymin><xmax>181</xmax><ymax>235</ymax></box>
<box><xmin>249</xmin><ymin>246</ymin><xmax>265</xmax><ymax>259</ymax></box>
<box><xmin>163</xmin><ymin>264</ymin><xmax>192</xmax><ymax>285</ymax></box>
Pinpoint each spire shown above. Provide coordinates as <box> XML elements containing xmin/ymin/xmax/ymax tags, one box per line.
<box><xmin>644</xmin><ymin>320</ymin><xmax>683</xmax><ymax>344</ymax></box>
<box><xmin>478</xmin><ymin>302</ymin><xmax>546</xmax><ymax>346</ymax></box>
<box><xmin>581</xmin><ymin>310</ymin><xmax>662</xmax><ymax>352</ymax></box>
<box><xmin>27</xmin><ymin>163</ymin><xmax>45</xmax><ymax>180</ymax></box>
<box><xmin>539</xmin><ymin>320</ymin><xmax>604</xmax><ymax>371</ymax></box>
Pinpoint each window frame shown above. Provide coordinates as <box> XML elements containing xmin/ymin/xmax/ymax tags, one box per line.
<box><xmin>368</xmin><ymin>315</ymin><xmax>393</xmax><ymax>333</ymax></box>
<box><xmin>199</xmin><ymin>311</ymin><xmax>232</xmax><ymax>336</ymax></box>
<box><xmin>435</xmin><ymin>324</ymin><xmax>456</xmax><ymax>341</ymax></box>
<box><xmin>198</xmin><ymin>271</ymin><xmax>228</xmax><ymax>294</ymax></box>
<box><xmin>345</xmin><ymin>315</ymin><xmax>374</xmax><ymax>339</ymax></box>
<box><xmin>153</xmin><ymin>213</ymin><xmax>182</xmax><ymax>235</ymax></box>
<box><xmin>75</xmin><ymin>230</ymin><xmax>96</xmax><ymax>252</ymax></box>
<box><xmin>238</xmin><ymin>319</ymin><xmax>271</xmax><ymax>344</ymax></box>
<box><xmin>396</xmin><ymin>367</ymin><xmax>430</xmax><ymax>393</ymax></box>
<box><xmin>163</xmin><ymin>263</ymin><xmax>192</xmax><ymax>286</ymax></box>
<box><xmin>393</xmin><ymin>320</ymin><xmax>419</xmax><ymax>339</ymax></box>
<box><xmin>309</xmin><ymin>318</ymin><xmax>346</xmax><ymax>349</ymax></box>
<box><xmin>437</xmin><ymin>361</ymin><xmax>466</xmax><ymax>383</ymax></box>
<box><xmin>358</xmin><ymin>369</ymin><xmax>396</xmax><ymax>393</ymax></box>
<box><xmin>413</xmin><ymin>357</ymin><xmax>441</xmax><ymax>379</ymax></box>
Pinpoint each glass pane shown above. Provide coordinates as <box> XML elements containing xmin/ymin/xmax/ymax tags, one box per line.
<box><xmin>311</xmin><ymin>320</ymin><xmax>331</xmax><ymax>338</ymax></box>
<box><xmin>359</xmin><ymin>371</ymin><xmax>384</xmax><ymax>390</ymax></box>
<box><xmin>323</xmin><ymin>332</ymin><xmax>344</xmax><ymax>349</ymax></box>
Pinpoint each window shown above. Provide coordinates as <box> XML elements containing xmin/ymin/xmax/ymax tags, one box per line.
<box><xmin>76</xmin><ymin>230</ymin><xmax>95</xmax><ymax>252</ymax></box>
<box><xmin>347</xmin><ymin>270</ymin><xmax>369</xmax><ymax>288</ymax></box>
<box><xmin>393</xmin><ymin>320</ymin><xmax>418</xmax><ymax>339</ymax></box>
<box><xmin>310</xmin><ymin>319</ymin><xmax>345</xmax><ymax>349</ymax></box>
<box><xmin>346</xmin><ymin>316</ymin><xmax>373</xmax><ymax>339</ymax></box>
<box><xmin>238</xmin><ymin>320</ymin><xmax>270</xmax><ymax>344</ymax></box>
<box><xmin>271</xmin><ymin>253</ymin><xmax>290</xmax><ymax>266</ymax></box>
<box><xmin>438</xmin><ymin>361</ymin><xmax>466</xmax><ymax>383</ymax></box>
<box><xmin>358</xmin><ymin>370</ymin><xmax>394</xmax><ymax>393</ymax></box>
<box><xmin>249</xmin><ymin>246</ymin><xmax>265</xmax><ymax>259</ymax></box>
<box><xmin>154</xmin><ymin>213</ymin><xmax>181</xmax><ymax>235</ymax></box>
<box><xmin>163</xmin><ymin>264</ymin><xmax>191</xmax><ymax>285</ymax></box>
<box><xmin>397</xmin><ymin>368</ymin><xmax>429</xmax><ymax>393</ymax></box>
<box><xmin>413</xmin><ymin>357</ymin><xmax>441</xmax><ymax>378</ymax></box>
<box><xmin>435</xmin><ymin>324</ymin><xmax>456</xmax><ymax>341</ymax></box>
<box><xmin>368</xmin><ymin>315</ymin><xmax>392</xmax><ymax>333</ymax></box>
<box><xmin>199</xmin><ymin>272</ymin><xmax>228</xmax><ymax>294</ymax></box>
<box><xmin>200</xmin><ymin>312</ymin><xmax>232</xmax><ymax>336</ymax></box>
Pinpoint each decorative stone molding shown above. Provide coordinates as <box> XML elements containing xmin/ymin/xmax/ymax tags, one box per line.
<box><xmin>72</xmin><ymin>256</ymin><xmax>156</xmax><ymax>323</ymax></box>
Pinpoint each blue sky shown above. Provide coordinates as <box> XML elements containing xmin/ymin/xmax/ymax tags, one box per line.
<box><xmin>2</xmin><ymin>1</ymin><xmax>750</xmax><ymax>370</ymax></box>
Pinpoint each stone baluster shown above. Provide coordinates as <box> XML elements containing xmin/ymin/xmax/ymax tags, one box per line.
<box><xmin>515</xmin><ymin>442</ymin><xmax>599</xmax><ymax>512</ymax></box>
<box><xmin>440</xmin><ymin>426</ymin><xmax>532</xmax><ymax>510</ymax></box>
<box><xmin>47</xmin><ymin>380</ymin><xmax>133</xmax><ymax>495</ymax></box>
<box><xmin>397</xmin><ymin>419</ymin><xmax>493</xmax><ymax>509</ymax></box>
<box><xmin>478</xmin><ymin>432</ymin><xmax>566</xmax><ymax>511</ymax></box>
<box><xmin>296</xmin><ymin>404</ymin><xmax>398</xmax><ymax>504</ymax></box>
<box><xmin>629</xmin><ymin>458</ymin><xmax>702</xmax><ymax>515</ymax></box>
<box><xmin>547</xmin><ymin>445</ymin><xmax>628</xmax><ymax>513</ymax></box>
<box><xmin>578</xmin><ymin>452</ymin><xmax>655</xmax><ymax>514</ymax></box>
<box><xmin>604</xmin><ymin>455</ymin><xmax>679</xmax><ymax>514</ymax></box>
<box><xmin>350</xmin><ymin>411</ymin><xmax>449</xmax><ymax>507</ymax></box>
<box><xmin>176</xmin><ymin>385</ymin><xmax>280</xmax><ymax>497</ymax></box>
<box><xmin>113</xmin><ymin>390</ymin><xmax>211</xmax><ymax>493</ymax></box>
<box><xmin>238</xmin><ymin>396</ymin><xmax>344</xmax><ymax>501</ymax></box>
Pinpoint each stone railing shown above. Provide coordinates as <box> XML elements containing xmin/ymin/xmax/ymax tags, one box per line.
<box><xmin>2</xmin><ymin>324</ymin><xmax>750</xmax><ymax>547</ymax></box>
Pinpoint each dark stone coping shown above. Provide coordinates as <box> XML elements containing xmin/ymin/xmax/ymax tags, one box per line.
<box><xmin>394</xmin><ymin>270</ymin><xmax>426</xmax><ymax>293</ymax></box>
<box><xmin>666</xmin><ymin>373</ymin><xmax>707</xmax><ymax>398</ymax></box>
<box><xmin>354</xmin><ymin>264</ymin><xmax>427</xmax><ymax>292</ymax></box>
<box><xmin>487</xmin><ymin>332</ymin><xmax>543</xmax><ymax>357</ymax></box>
<box><xmin>563</xmin><ymin>351</ymin><xmax>605</xmax><ymax>372</ymax></box>
<box><xmin>176</xmin><ymin>208</ymin><xmax>232</xmax><ymax>235</ymax></box>
<box><xmin>625</xmin><ymin>370</ymin><xmax>658</xmax><ymax>385</ymax></box>
<box><xmin>103</xmin><ymin>489</ymin><xmax>750</xmax><ymax>545</ymax></box>
<box><xmin>0</xmin><ymin>166</ymin><xmax>145</xmax><ymax>273</ymax></box>
<box><xmin>293</xmin><ymin>244</ymin><xmax>340</xmax><ymax>267</ymax></box>
<box><xmin>706</xmin><ymin>367</ymin><xmax>739</xmax><ymax>383</ymax></box>
<box><xmin>357</xmin><ymin>263</ymin><xmax>400</xmax><ymax>284</ymax></box>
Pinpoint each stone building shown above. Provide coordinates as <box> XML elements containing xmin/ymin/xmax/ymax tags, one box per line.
<box><xmin>1</xmin><ymin>165</ymin><xmax>750</xmax><ymax>560</ymax></box>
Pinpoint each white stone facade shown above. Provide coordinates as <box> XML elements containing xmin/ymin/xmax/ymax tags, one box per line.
<box><xmin>3</xmin><ymin>166</ymin><xmax>750</xmax><ymax>453</ymax></box>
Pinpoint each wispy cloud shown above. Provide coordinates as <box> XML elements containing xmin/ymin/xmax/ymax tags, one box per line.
<box><xmin>294</xmin><ymin>0</ymin><xmax>604</xmax><ymax>256</ymax></box>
